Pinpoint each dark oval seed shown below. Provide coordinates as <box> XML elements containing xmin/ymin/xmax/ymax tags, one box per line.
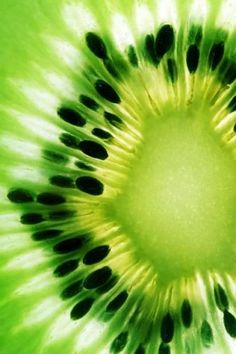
<box><xmin>186</xmin><ymin>44</ymin><xmax>200</xmax><ymax>74</ymax></box>
<box><xmin>234</xmin><ymin>124</ymin><xmax>236</xmax><ymax>133</ymax></box>
<box><xmin>228</xmin><ymin>96</ymin><xmax>236</xmax><ymax>112</ymax></box>
<box><xmin>76</xmin><ymin>176</ymin><xmax>104</xmax><ymax>196</ymax></box>
<box><xmin>95</xmin><ymin>79</ymin><xmax>121</xmax><ymax>103</ymax></box>
<box><xmin>161</xmin><ymin>313</ymin><xmax>174</xmax><ymax>343</ymax></box>
<box><xmin>103</xmin><ymin>58</ymin><xmax>120</xmax><ymax>79</ymax></box>
<box><xmin>127</xmin><ymin>45</ymin><xmax>139</xmax><ymax>67</ymax></box>
<box><xmin>135</xmin><ymin>344</ymin><xmax>145</xmax><ymax>354</ymax></box>
<box><xmin>224</xmin><ymin>310</ymin><xmax>236</xmax><ymax>338</ymax></box>
<box><xmin>32</xmin><ymin>229</ymin><xmax>62</xmax><ymax>241</ymax></box>
<box><xmin>79</xmin><ymin>94</ymin><xmax>99</xmax><ymax>111</ymax></box>
<box><xmin>158</xmin><ymin>343</ymin><xmax>170</xmax><ymax>354</ymax></box>
<box><xmin>83</xmin><ymin>245</ymin><xmax>110</xmax><ymax>265</ymax></box>
<box><xmin>7</xmin><ymin>188</ymin><xmax>34</xmax><ymax>203</ymax></box>
<box><xmin>75</xmin><ymin>161</ymin><xmax>96</xmax><ymax>171</ymax></box>
<box><xmin>85</xmin><ymin>32</ymin><xmax>107</xmax><ymax>59</ymax></box>
<box><xmin>49</xmin><ymin>175</ymin><xmax>74</xmax><ymax>188</ymax></box>
<box><xmin>106</xmin><ymin>290</ymin><xmax>128</xmax><ymax>313</ymax></box>
<box><xmin>48</xmin><ymin>209</ymin><xmax>75</xmax><ymax>221</ymax></box>
<box><xmin>37</xmin><ymin>192</ymin><xmax>65</xmax><ymax>205</ymax></box>
<box><xmin>96</xmin><ymin>275</ymin><xmax>119</xmax><ymax>294</ymax></box>
<box><xmin>92</xmin><ymin>128</ymin><xmax>112</xmax><ymax>140</ymax></box>
<box><xmin>145</xmin><ymin>34</ymin><xmax>157</xmax><ymax>64</ymax></box>
<box><xmin>53</xmin><ymin>259</ymin><xmax>78</xmax><ymax>277</ymax></box>
<box><xmin>214</xmin><ymin>283</ymin><xmax>229</xmax><ymax>312</ymax></box>
<box><xmin>59</xmin><ymin>133</ymin><xmax>80</xmax><ymax>149</ymax></box>
<box><xmin>71</xmin><ymin>297</ymin><xmax>95</xmax><ymax>320</ymax></box>
<box><xmin>208</xmin><ymin>42</ymin><xmax>224</xmax><ymax>71</ymax></box>
<box><xmin>110</xmin><ymin>332</ymin><xmax>128</xmax><ymax>353</ymax></box>
<box><xmin>83</xmin><ymin>266</ymin><xmax>112</xmax><ymax>289</ymax></box>
<box><xmin>104</xmin><ymin>111</ymin><xmax>123</xmax><ymax>127</ymax></box>
<box><xmin>57</xmin><ymin>107</ymin><xmax>86</xmax><ymax>127</ymax></box>
<box><xmin>181</xmin><ymin>299</ymin><xmax>193</xmax><ymax>328</ymax></box>
<box><xmin>201</xmin><ymin>320</ymin><xmax>214</xmax><ymax>348</ymax></box>
<box><xmin>61</xmin><ymin>279</ymin><xmax>83</xmax><ymax>299</ymax></box>
<box><xmin>222</xmin><ymin>60</ymin><xmax>236</xmax><ymax>85</ymax></box>
<box><xmin>42</xmin><ymin>149</ymin><xmax>69</xmax><ymax>164</ymax></box>
<box><xmin>53</xmin><ymin>237</ymin><xmax>85</xmax><ymax>254</ymax></box>
<box><xmin>155</xmin><ymin>24</ymin><xmax>175</xmax><ymax>59</ymax></box>
<box><xmin>167</xmin><ymin>58</ymin><xmax>178</xmax><ymax>83</ymax></box>
<box><xmin>79</xmin><ymin>140</ymin><xmax>108</xmax><ymax>160</ymax></box>
<box><xmin>20</xmin><ymin>213</ymin><xmax>44</xmax><ymax>225</ymax></box>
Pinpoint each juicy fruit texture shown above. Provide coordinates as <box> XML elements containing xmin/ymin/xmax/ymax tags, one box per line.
<box><xmin>2</xmin><ymin>0</ymin><xmax>236</xmax><ymax>353</ymax></box>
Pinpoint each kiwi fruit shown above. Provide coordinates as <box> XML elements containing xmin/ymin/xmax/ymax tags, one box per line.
<box><xmin>2</xmin><ymin>0</ymin><xmax>236</xmax><ymax>353</ymax></box>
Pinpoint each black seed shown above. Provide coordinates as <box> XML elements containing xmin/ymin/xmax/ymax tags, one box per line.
<box><xmin>161</xmin><ymin>313</ymin><xmax>174</xmax><ymax>343</ymax></box>
<box><xmin>221</xmin><ymin>60</ymin><xmax>236</xmax><ymax>85</ymax></box>
<box><xmin>20</xmin><ymin>213</ymin><xmax>44</xmax><ymax>225</ymax></box>
<box><xmin>96</xmin><ymin>275</ymin><xmax>118</xmax><ymax>294</ymax></box>
<box><xmin>75</xmin><ymin>161</ymin><xmax>96</xmax><ymax>171</ymax></box>
<box><xmin>104</xmin><ymin>111</ymin><xmax>123</xmax><ymax>127</ymax></box>
<box><xmin>42</xmin><ymin>149</ymin><xmax>69</xmax><ymax>164</ymax></box>
<box><xmin>83</xmin><ymin>245</ymin><xmax>110</xmax><ymax>265</ymax></box>
<box><xmin>79</xmin><ymin>94</ymin><xmax>99</xmax><ymax>111</ymax></box>
<box><xmin>155</xmin><ymin>24</ymin><xmax>175</xmax><ymax>59</ymax></box>
<box><xmin>106</xmin><ymin>290</ymin><xmax>128</xmax><ymax>312</ymax></box>
<box><xmin>103</xmin><ymin>58</ymin><xmax>120</xmax><ymax>79</ymax></box>
<box><xmin>201</xmin><ymin>320</ymin><xmax>214</xmax><ymax>348</ymax></box>
<box><xmin>234</xmin><ymin>124</ymin><xmax>236</xmax><ymax>133</ymax></box>
<box><xmin>49</xmin><ymin>175</ymin><xmax>74</xmax><ymax>188</ymax></box>
<box><xmin>32</xmin><ymin>229</ymin><xmax>62</xmax><ymax>241</ymax></box>
<box><xmin>145</xmin><ymin>34</ymin><xmax>157</xmax><ymax>64</ymax></box>
<box><xmin>59</xmin><ymin>133</ymin><xmax>80</xmax><ymax>149</ymax></box>
<box><xmin>158</xmin><ymin>343</ymin><xmax>170</xmax><ymax>354</ymax></box>
<box><xmin>186</xmin><ymin>44</ymin><xmax>200</xmax><ymax>74</ymax></box>
<box><xmin>181</xmin><ymin>299</ymin><xmax>193</xmax><ymax>328</ymax></box>
<box><xmin>76</xmin><ymin>176</ymin><xmax>104</xmax><ymax>196</ymax></box>
<box><xmin>37</xmin><ymin>192</ymin><xmax>65</xmax><ymax>205</ymax></box>
<box><xmin>92</xmin><ymin>128</ymin><xmax>112</xmax><ymax>140</ymax></box>
<box><xmin>79</xmin><ymin>140</ymin><xmax>108</xmax><ymax>160</ymax></box>
<box><xmin>135</xmin><ymin>344</ymin><xmax>145</xmax><ymax>354</ymax></box>
<box><xmin>83</xmin><ymin>266</ymin><xmax>112</xmax><ymax>289</ymax></box>
<box><xmin>167</xmin><ymin>58</ymin><xmax>178</xmax><ymax>83</ymax></box>
<box><xmin>224</xmin><ymin>66</ymin><xmax>236</xmax><ymax>85</ymax></box>
<box><xmin>127</xmin><ymin>45</ymin><xmax>139</xmax><ymax>67</ymax></box>
<box><xmin>7</xmin><ymin>188</ymin><xmax>34</xmax><ymax>203</ymax></box>
<box><xmin>85</xmin><ymin>32</ymin><xmax>107</xmax><ymax>59</ymax></box>
<box><xmin>228</xmin><ymin>96</ymin><xmax>236</xmax><ymax>112</ymax></box>
<box><xmin>53</xmin><ymin>259</ymin><xmax>78</xmax><ymax>277</ymax></box>
<box><xmin>224</xmin><ymin>310</ymin><xmax>236</xmax><ymax>338</ymax></box>
<box><xmin>61</xmin><ymin>279</ymin><xmax>83</xmax><ymax>299</ymax></box>
<box><xmin>53</xmin><ymin>237</ymin><xmax>85</xmax><ymax>254</ymax></box>
<box><xmin>48</xmin><ymin>209</ymin><xmax>75</xmax><ymax>221</ymax></box>
<box><xmin>71</xmin><ymin>297</ymin><xmax>95</xmax><ymax>320</ymax></box>
<box><xmin>95</xmin><ymin>80</ymin><xmax>121</xmax><ymax>103</ymax></box>
<box><xmin>214</xmin><ymin>283</ymin><xmax>229</xmax><ymax>312</ymax></box>
<box><xmin>110</xmin><ymin>332</ymin><xmax>128</xmax><ymax>353</ymax></box>
<box><xmin>208</xmin><ymin>42</ymin><xmax>224</xmax><ymax>71</ymax></box>
<box><xmin>57</xmin><ymin>107</ymin><xmax>86</xmax><ymax>127</ymax></box>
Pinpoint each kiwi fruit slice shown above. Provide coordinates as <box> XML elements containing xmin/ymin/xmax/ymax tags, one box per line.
<box><xmin>2</xmin><ymin>0</ymin><xmax>236</xmax><ymax>353</ymax></box>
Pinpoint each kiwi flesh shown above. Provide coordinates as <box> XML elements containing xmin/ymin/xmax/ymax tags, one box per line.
<box><xmin>2</xmin><ymin>0</ymin><xmax>236</xmax><ymax>353</ymax></box>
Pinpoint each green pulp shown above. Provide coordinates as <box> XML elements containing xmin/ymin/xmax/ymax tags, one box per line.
<box><xmin>108</xmin><ymin>102</ymin><xmax>236</xmax><ymax>284</ymax></box>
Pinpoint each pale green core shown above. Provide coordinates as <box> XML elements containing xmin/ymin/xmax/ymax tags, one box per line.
<box><xmin>106</xmin><ymin>103</ymin><xmax>236</xmax><ymax>285</ymax></box>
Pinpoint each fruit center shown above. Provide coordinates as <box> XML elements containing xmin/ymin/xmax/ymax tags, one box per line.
<box><xmin>107</xmin><ymin>103</ymin><xmax>236</xmax><ymax>285</ymax></box>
